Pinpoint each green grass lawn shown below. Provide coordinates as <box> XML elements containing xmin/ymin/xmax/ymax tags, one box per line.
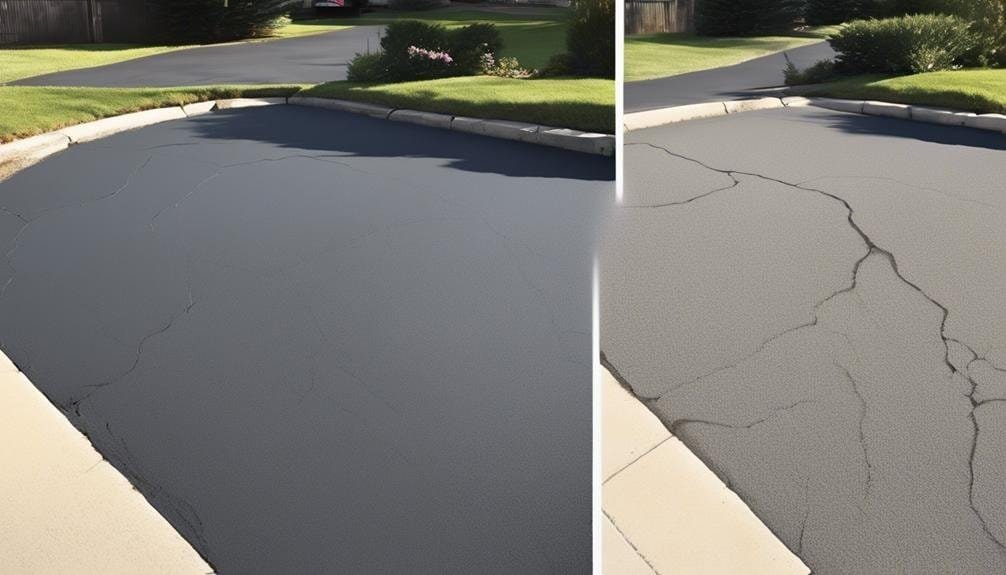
<box><xmin>625</xmin><ymin>27</ymin><xmax>836</xmax><ymax>82</ymax></box>
<box><xmin>301</xmin><ymin>76</ymin><xmax>613</xmax><ymax>133</ymax></box>
<box><xmin>0</xmin><ymin>44</ymin><xmax>193</xmax><ymax>84</ymax></box>
<box><xmin>806</xmin><ymin>69</ymin><xmax>1006</xmax><ymax>114</ymax></box>
<box><xmin>0</xmin><ymin>85</ymin><xmax>302</xmax><ymax>143</ymax></box>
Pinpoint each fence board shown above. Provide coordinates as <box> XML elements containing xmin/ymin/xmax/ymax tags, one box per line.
<box><xmin>625</xmin><ymin>0</ymin><xmax>694</xmax><ymax>35</ymax></box>
<box><xmin>0</xmin><ymin>0</ymin><xmax>149</xmax><ymax>44</ymax></box>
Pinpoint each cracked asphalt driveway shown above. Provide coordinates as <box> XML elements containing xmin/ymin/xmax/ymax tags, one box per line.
<box><xmin>0</xmin><ymin>105</ymin><xmax>612</xmax><ymax>573</ymax></box>
<box><xmin>604</xmin><ymin>106</ymin><xmax>1006</xmax><ymax>574</ymax></box>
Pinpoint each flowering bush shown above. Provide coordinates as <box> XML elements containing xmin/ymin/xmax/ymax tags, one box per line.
<box><xmin>408</xmin><ymin>46</ymin><xmax>454</xmax><ymax>64</ymax></box>
<box><xmin>479</xmin><ymin>53</ymin><xmax>535</xmax><ymax>79</ymax></box>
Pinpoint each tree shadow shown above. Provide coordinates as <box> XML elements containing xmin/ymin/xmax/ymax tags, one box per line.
<box><xmin>809</xmin><ymin>109</ymin><xmax>1006</xmax><ymax>151</ymax></box>
<box><xmin>189</xmin><ymin>105</ymin><xmax>614</xmax><ymax>180</ymax></box>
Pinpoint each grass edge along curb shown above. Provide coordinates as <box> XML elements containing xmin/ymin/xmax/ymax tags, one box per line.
<box><xmin>622</xmin><ymin>96</ymin><xmax>1006</xmax><ymax>134</ymax></box>
<box><xmin>1</xmin><ymin>95</ymin><xmax>614</xmax><ymax>181</ymax></box>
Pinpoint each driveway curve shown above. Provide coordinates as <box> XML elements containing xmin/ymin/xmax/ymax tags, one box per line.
<box><xmin>0</xmin><ymin>105</ymin><xmax>612</xmax><ymax>573</ymax></box>
<box><xmin>625</xmin><ymin>41</ymin><xmax>835</xmax><ymax>112</ymax></box>
<box><xmin>14</xmin><ymin>26</ymin><xmax>383</xmax><ymax>87</ymax></box>
<box><xmin>605</xmin><ymin>106</ymin><xmax>1006</xmax><ymax>574</ymax></box>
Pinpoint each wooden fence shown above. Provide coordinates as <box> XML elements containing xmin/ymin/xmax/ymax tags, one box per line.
<box><xmin>625</xmin><ymin>0</ymin><xmax>694</xmax><ymax>35</ymax></box>
<box><xmin>0</xmin><ymin>0</ymin><xmax>150</xmax><ymax>44</ymax></box>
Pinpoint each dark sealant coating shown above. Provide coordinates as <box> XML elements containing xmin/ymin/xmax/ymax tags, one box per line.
<box><xmin>13</xmin><ymin>26</ymin><xmax>384</xmax><ymax>87</ymax></box>
<box><xmin>625</xmin><ymin>41</ymin><xmax>836</xmax><ymax>112</ymax></box>
<box><xmin>607</xmin><ymin>106</ymin><xmax>1006</xmax><ymax>574</ymax></box>
<box><xmin>0</xmin><ymin>106</ymin><xmax>612</xmax><ymax>573</ymax></box>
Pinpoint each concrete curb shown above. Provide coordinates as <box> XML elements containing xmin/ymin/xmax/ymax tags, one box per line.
<box><xmin>0</xmin><ymin>96</ymin><xmax>614</xmax><ymax>182</ymax></box>
<box><xmin>626</xmin><ymin>95</ymin><xmax>1006</xmax><ymax>136</ymax></box>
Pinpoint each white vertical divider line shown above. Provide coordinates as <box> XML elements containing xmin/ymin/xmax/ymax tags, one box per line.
<box><xmin>615</xmin><ymin>0</ymin><xmax>625</xmax><ymax>204</ymax></box>
<box><xmin>592</xmin><ymin>257</ymin><xmax>602</xmax><ymax>574</ymax></box>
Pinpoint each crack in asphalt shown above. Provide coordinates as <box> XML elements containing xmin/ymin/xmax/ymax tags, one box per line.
<box><xmin>0</xmin><ymin>156</ymin><xmax>153</xmax><ymax>300</ymax></box>
<box><xmin>836</xmin><ymin>363</ymin><xmax>874</xmax><ymax>502</ymax></box>
<box><xmin>668</xmin><ymin>399</ymin><xmax>814</xmax><ymax>437</ymax></box>
<box><xmin>619</xmin><ymin>139</ymin><xmax>1006</xmax><ymax>553</ymax></box>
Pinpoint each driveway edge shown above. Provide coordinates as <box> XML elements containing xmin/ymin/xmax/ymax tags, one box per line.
<box><xmin>0</xmin><ymin>351</ymin><xmax>213</xmax><ymax>574</ymax></box>
<box><xmin>625</xmin><ymin>96</ymin><xmax>1006</xmax><ymax>135</ymax></box>
<box><xmin>0</xmin><ymin>96</ymin><xmax>614</xmax><ymax>181</ymax></box>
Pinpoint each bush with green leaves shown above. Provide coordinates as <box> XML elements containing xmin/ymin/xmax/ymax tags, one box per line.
<box><xmin>784</xmin><ymin>58</ymin><xmax>840</xmax><ymax>84</ymax></box>
<box><xmin>830</xmin><ymin>14</ymin><xmax>977</xmax><ymax>73</ymax></box>
<box><xmin>695</xmin><ymin>0</ymin><xmax>805</xmax><ymax>36</ymax></box>
<box><xmin>347</xmin><ymin>20</ymin><xmax>505</xmax><ymax>82</ymax></box>
<box><xmin>148</xmin><ymin>0</ymin><xmax>292</xmax><ymax>43</ymax></box>
<box><xmin>449</xmin><ymin>23</ymin><xmax>504</xmax><ymax>74</ymax></box>
<box><xmin>945</xmin><ymin>0</ymin><xmax>1006</xmax><ymax>66</ymax></box>
<box><xmin>347</xmin><ymin>52</ymin><xmax>387</xmax><ymax>82</ymax></box>
<box><xmin>566</xmin><ymin>0</ymin><xmax>615</xmax><ymax>77</ymax></box>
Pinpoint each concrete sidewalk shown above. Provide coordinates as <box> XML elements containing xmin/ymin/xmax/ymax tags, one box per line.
<box><xmin>603</xmin><ymin>369</ymin><xmax>809</xmax><ymax>575</ymax></box>
<box><xmin>0</xmin><ymin>351</ymin><xmax>210</xmax><ymax>574</ymax></box>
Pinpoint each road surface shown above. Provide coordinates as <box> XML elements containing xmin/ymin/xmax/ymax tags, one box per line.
<box><xmin>14</xmin><ymin>26</ymin><xmax>383</xmax><ymax>86</ymax></box>
<box><xmin>625</xmin><ymin>41</ymin><xmax>835</xmax><ymax>112</ymax></box>
<box><xmin>605</xmin><ymin>105</ymin><xmax>1006</xmax><ymax>573</ymax></box>
<box><xmin>0</xmin><ymin>105</ymin><xmax>612</xmax><ymax>573</ymax></box>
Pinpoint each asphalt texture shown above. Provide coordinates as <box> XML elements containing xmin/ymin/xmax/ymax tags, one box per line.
<box><xmin>0</xmin><ymin>105</ymin><xmax>612</xmax><ymax>573</ymax></box>
<box><xmin>605</xmin><ymin>106</ymin><xmax>1006</xmax><ymax>574</ymax></box>
<box><xmin>14</xmin><ymin>26</ymin><xmax>384</xmax><ymax>87</ymax></box>
<box><xmin>625</xmin><ymin>41</ymin><xmax>835</xmax><ymax>112</ymax></box>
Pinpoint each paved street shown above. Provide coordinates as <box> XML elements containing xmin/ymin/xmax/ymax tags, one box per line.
<box><xmin>0</xmin><ymin>105</ymin><xmax>611</xmax><ymax>573</ymax></box>
<box><xmin>14</xmin><ymin>26</ymin><xmax>383</xmax><ymax>86</ymax></box>
<box><xmin>605</xmin><ymin>106</ymin><xmax>1006</xmax><ymax>573</ymax></box>
<box><xmin>625</xmin><ymin>42</ymin><xmax>834</xmax><ymax>112</ymax></box>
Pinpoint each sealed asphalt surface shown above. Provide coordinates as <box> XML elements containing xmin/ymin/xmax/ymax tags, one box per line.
<box><xmin>0</xmin><ymin>105</ymin><xmax>612</xmax><ymax>573</ymax></box>
<box><xmin>625</xmin><ymin>41</ymin><xmax>835</xmax><ymax>112</ymax></box>
<box><xmin>606</xmin><ymin>105</ymin><xmax>1006</xmax><ymax>573</ymax></box>
<box><xmin>14</xmin><ymin>26</ymin><xmax>384</xmax><ymax>87</ymax></box>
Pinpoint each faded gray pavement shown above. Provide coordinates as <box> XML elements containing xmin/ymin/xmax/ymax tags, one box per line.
<box><xmin>625</xmin><ymin>41</ymin><xmax>835</xmax><ymax>112</ymax></box>
<box><xmin>604</xmin><ymin>106</ymin><xmax>1006</xmax><ymax>574</ymax></box>
<box><xmin>0</xmin><ymin>105</ymin><xmax>612</xmax><ymax>573</ymax></box>
<box><xmin>13</xmin><ymin>25</ymin><xmax>383</xmax><ymax>86</ymax></box>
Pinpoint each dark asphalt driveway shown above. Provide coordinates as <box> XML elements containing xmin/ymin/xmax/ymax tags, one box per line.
<box><xmin>625</xmin><ymin>41</ymin><xmax>835</xmax><ymax>112</ymax></box>
<box><xmin>0</xmin><ymin>105</ymin><xmax>612</xmax><ymax>573</ymax></box>
<box><xmin>606</xmin><ymin>106</ymin><xmax>1006</xmax><ymax>573</ymax></box>
<box><xmin>14</xmin><ymin>26</ymin><xmax>383</xmax><ymax>86</ymax></box>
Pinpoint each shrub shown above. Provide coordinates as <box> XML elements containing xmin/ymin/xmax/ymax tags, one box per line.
<box><xmin>148</xmin><ymin>0</ymin><xmax>292</xmax><ymax>43</ymax></box>
<box><xmin>567</xmin><ymin>0</ymin><xmax>615</xmax><ymax>77</ymax></box>
<box><xmin>347</xmin><ymin>52</ymin><xmax>387</xmax><ymax>82</ymax></box>
<box><xmin>805</xmin><ymin>0</ymin><xmax>882</xmax><ymax>25</ymax></box>
<box><xmin>537</xmin><ymin>53</ymin><xmax>576</xmax><ymax>77</ymax></box>
<box><xmin>480</xmin><ymin>53</ymin><xmax>534</xmax><ymax>78</ymax></box>
<box><xmin>448</xmin><ymin>22</ymin><xmax>503</xmax><ymax>74</ymax></box>
<box><xmin>830</xmin><ymin>14</ymin><xmax>977</xmax><ymax>73</ymax></box>
<box><xmin>695</xmin><ymin>0</ymin><xmax>805</xmax><ymax>36</ymax></box>
<box><xmin>945</xmin><ymin>0</ymin><xmax>1006</xmax><ymax>66</ymax></box>
<box><xmin>784</xmin><ymin>58</ymin><xmax>840</xmax><ymax>84</ymax></box>
<box><xmin>388</xmin><ymin>0</ymin><xmax>448</xmax><ymax>10</ymax></box>
<box><xmin>379</xmin><ymin>20</ymin><xmax>452</xmax><ymax>81</ymax></box>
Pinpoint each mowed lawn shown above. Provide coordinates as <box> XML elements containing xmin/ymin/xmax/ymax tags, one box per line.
<box><xmin>0</xmin><ymin>44</ymin><xmax>190</xmax><ymax>84</ymax></box>
<box><xmin>625</xmin><ymin>27</ymin><xmax>838</xmax><ymax>82</ymax></box>
<box><xmin>0</xmin><ymin>86</ymin><xmax>302</xmax><ymax>143</ymax></box>
<box><xmin>807</xmin><ymin>69</ymin><xmax>1006</xmax><ymax>114</ymax></box>
<box><xmin>303</xmin><ymin>76</ymin><xmax>614</xmax><ymax>133</ymax></box>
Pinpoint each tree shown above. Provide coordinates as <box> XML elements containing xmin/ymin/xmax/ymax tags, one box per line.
<box><xmin>695</xmin><ymin>0</ymin><xmax>805</xmax><ymax>36</ymax></box>
<box><xmin>148</xmin><ymin>0</ymin><xmax>293</xmax><ymax>43</ymax></box>
<box><xmin>566</xmin><ymin>0</ymin><xmax>615</xmax><ymax>77</ymax></box>
<box><xmin>806</xmin><ymin>0</ymin><xmax>881</xmax><ymax>25</ymax></box>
